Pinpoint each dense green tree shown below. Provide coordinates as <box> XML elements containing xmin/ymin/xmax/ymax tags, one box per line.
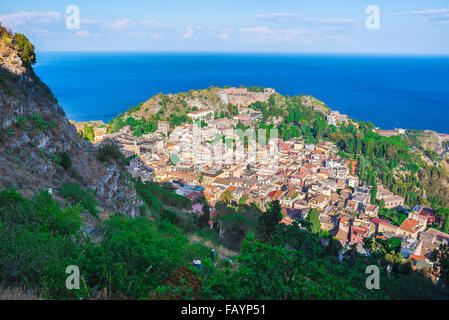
<box><xmin>57</xmin><ymin>151</ymin><xmax>72</xmax><ymax>170</ymax></box>
<box><xmin>198</xmin><ymin>203</ymin><xmax>211</xmax><ymax>229</ymax></box>
<box><xmin>370</xmin><ymin>183</ymin><xmax>378</xmax><ymax>204</ymax></box>
<box><xmin>444</xmin><ymin>218</ymin><xmax>449</xmax><ymax>234</ymax></box>
<box><xmin>200</xmin><ymin>232</ymin><xmax>386</xmax><ymax>299</ymax></box>
<box><xmin>431</xmin><ymin>244</ymin><xmax>449</xmax><ymax>288</ymax></box>
<box><xmin>306</xmin><ymin>208</ymin><xmax>321</xmax><ymax>234</ymax></box>
<box><xmin>268</xmin><ymin>94</ymin><xmax>275</xmax><ymax>106</ymax></box>
<box><xmin>96</xmin><ymin>143</ymin><xmax>125</xmax><ymax>164</ymax></box>
<box><xmin>13</xmin><ymin>33</ymin><xmax>36</xmax><ymax>66</ymax></box>
<box><xmin>257</xmin><ymin>200</ymin><xmax>283</xmax><ymax>241</ymax></box>
<box><xmin>325</xmin><ymin>237</ymin><xmax>343</xmax><ymax>257</ymax></box>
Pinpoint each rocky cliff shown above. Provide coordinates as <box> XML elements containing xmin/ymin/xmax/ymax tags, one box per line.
<box><xmin>0</xmin><ymin>28</ymin><xmax>142</xmax><ymax>217</ymax></box>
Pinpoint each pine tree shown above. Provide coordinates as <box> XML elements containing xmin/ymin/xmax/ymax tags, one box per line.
<box><xmin>370</xmin><ymin>183</ymin><xmax>378</xmax><ymax>204</ymax></box>
<box><xmin>257</xmin><ymin>200</ymin><xmax>283</xmax><ymax>241</ymax></box>
<box><xmin>198</xmin><ymin>203</ymin><xmax>210</xmax><ymax>229</ymax></box>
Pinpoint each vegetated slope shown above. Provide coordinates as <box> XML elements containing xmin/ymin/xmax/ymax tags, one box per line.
<box><xmin>136</xmin><ymin>87</ymin><xmax>224</xmax><ymax>117</ymax></box>
<box><xmin>0</xmin><ymin>27</ymin><xmax>141</xmax><ymax>217</ymax></box>
<box><xmin>124</xmin><ymin>86</ymin><xmax>330</xmax><ymax>124</ymax></box>
<box><xmin>402</xmin><ymin>130</ymin><xmax>449</xmax><ymax>207</ymax></box>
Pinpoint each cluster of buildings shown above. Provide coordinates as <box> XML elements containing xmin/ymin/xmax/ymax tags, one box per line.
<box><xmin>218</xmin><ymin>87</ymin><xmax>275</xmax><ymax>106</ymax></box>
<box><xmin>374</xmin><ymin>128</ymin><xmax>406</xmax><ymax>137</ymax></box>
<box><xmin>327</xmin><ymin>111</ymin><xmax>349</xmax><ymax>126</ymax></box>
<box><xmin>232</xmin><ymin>107</ymin><xmax>264</xmax><ymax>127</ymax></box>
<box><xmin>370</xmin><ymin>207</ymin><xmax>449</xmax><ymax>271</ymax></box>
<box><xmin>92</xmin><ymin>105</ymin><xmax>448</xmax><ymax>276</ymax></box>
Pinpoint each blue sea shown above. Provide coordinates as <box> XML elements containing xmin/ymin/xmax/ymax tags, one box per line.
<box><xmin>34</xmin><ymin>52</ymin><xmax>449</xmax><ymax>133</ymax></box>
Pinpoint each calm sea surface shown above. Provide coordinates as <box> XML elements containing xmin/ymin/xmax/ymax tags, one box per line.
<box><xmin>34</xmin><ymin>52</ymin><xmax>449</xmax><ymax>133</ymax></box>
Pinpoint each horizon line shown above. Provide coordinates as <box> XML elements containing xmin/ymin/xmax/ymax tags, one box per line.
<box><xmin>35</xmin><ymin>50</ymin><xmax>449</xmax><ymax>57</ymax></box>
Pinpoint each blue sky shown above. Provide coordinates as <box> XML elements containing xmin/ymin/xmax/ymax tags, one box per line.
<box><xmin>1</xmin><ymin>0</ymin><xmax>449</xmax><ymax>53</ymax></box>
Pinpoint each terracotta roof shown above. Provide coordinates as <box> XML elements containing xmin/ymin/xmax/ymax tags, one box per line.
<box><xmin>280</xmin><ymin>216</ymin><xmax>294</xmax><ymax>226</ymax></box>
<box><xmin>224</xmin><ymin>186</ymin><xmax>237</xmax><ymax>193</ymax></box>
<box><xmin>335</xmin><ymin>229</ymin><xmax>349</xmax><ymax>242</ymax></box>
<box><xmin>371</xmin><ymin>218</ymin><xmax>392</xmax><ymax>225</ymax></box>
<box><xmin>410</xmin><ymin>254</ymin><xmax>425</xmax><ymax>261</ymax></box>
<box><xmin>268</xmin><ymin>190</ymin><xmax>284</xmax><ymax>200</ymax></box>
<box><xmin>351</xmin><ymin>226</ymin><xmax>368</xmax><ymax>235</ymax></box>
<box><xmin>399</xmin><ymin>219</ymin><xmax>421</xmax><ymax>234</ymax></box>
<box><xmin>426</xmin><ymin>228</ymin><xmax>449</xmax><ymax>241</ymax></box>
<box><xmin>310</xmin><ymin>194</ymin><xmax>328</xmax><ymax>203</ymax></box>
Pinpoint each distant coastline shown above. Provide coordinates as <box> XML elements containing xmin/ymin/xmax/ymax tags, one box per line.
<box><xmin>34</xmin><ymin>52</ymin><xmax>449</xmax><ymax>133</ymax></box>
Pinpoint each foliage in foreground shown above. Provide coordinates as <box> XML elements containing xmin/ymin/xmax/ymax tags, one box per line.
<box><xmin>1</xmin><ymin>189</ymin><xmax>448</xmax><ymax>300</ymax></box>
<box><xmin>0</xmin><ymin>189</ymin><xmax>209</xmax><ymax>299</ymax></box>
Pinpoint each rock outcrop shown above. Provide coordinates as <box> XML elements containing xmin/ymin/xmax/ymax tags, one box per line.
<box><xmin>0</xmin><ymin>28</ymin><xmax>142</xmax><ymax>217</ymax></box>
<box><xmin>299</xmin><ymin>95</ymin><xmax>331</xmax><ymax>116</ymax></box>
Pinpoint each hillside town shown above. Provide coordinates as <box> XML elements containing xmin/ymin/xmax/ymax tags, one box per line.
<box><xmin>2</xmin><ymin>5</ymin><xmax>449</xmax><ymax>302</ymax></box>
<box><xmin>88</xmin><ymin>97</ymin><xmax>449</xmax><ymax>276</ymax></box>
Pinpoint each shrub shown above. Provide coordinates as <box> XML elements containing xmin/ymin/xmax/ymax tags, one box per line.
<box><xmin>58</xmin><ymin>151</ymin><xmax>72</xmax><ymax>170</ymax></box>
<box><xmin>139</xmin><ymin>205</ymin><xmax>148</xmax><ymax>217</ymax></box>
<box><xmin>135</xmin><ymin>181</ymin><xmax>192</xmax><ymax>212</ymax></box>
<box><xmin>0</xmin><ymin>69</ymin><xmax>10</xmax><ymax>85</ymax></box>
<box><xmin>82</xmin><ymin>125</ymin><xmax>94</xmax><ymax>142</ymax></box>
<box><xmin>1</xmin><ymin>32</ymin><xmax>12</xmax><ymax>45</ymax></box>
<box><xmin>161</xmin><ymin>209</ymin><xmax>179</xmax><ymax>225</ymax></box>
<box><xmin>29</xmin><ymin>114</ymin><xmax>56</xmax><ymax>131</ymax></box>
<box><xmin>5</xmin><ymin>87</ymin><xmax>13</xmax><ymax>96</ymax></box>
<box><xmin>0</xmin><ymin>190</ymin><xmax>82</xmax><ymax>298</ymax></box>
<box><xmin>13</xmin><ymin>33</ymin><xmax>36</xmax><ymax>67</ymax></box>
<box><xmin>196</xmin><ymin>227</ymin><xmax>220</xmax><ymax>246</ymax></box>
<box><xmin>14</xmin><ymin>116</ymin><xmax>26</xmax><ymax>130</ymax></box>
<box><xmin>407</xmin><ymin>162</ymin><xmax>419</xmax><ymax>173</ymax></box>
<box><xmin>96</xmin><ymin>143</ymin><xmax>124</xmax><ymax>163</ymax></box>
<box><xmin>60</xmin><ymin>183</ymin><xmax>98</xmax><ymax>217</ymax></box>
<box><xmin>123</xmin><ymin>154</ymin><xmax>137</xmax><ymax>166</ymax></box>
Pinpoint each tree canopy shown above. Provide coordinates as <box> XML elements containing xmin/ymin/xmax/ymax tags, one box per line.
<box><xmin>14</xmin><ymin>33</ymin><xmax>36</xmax><ymax>67</ymax></box>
